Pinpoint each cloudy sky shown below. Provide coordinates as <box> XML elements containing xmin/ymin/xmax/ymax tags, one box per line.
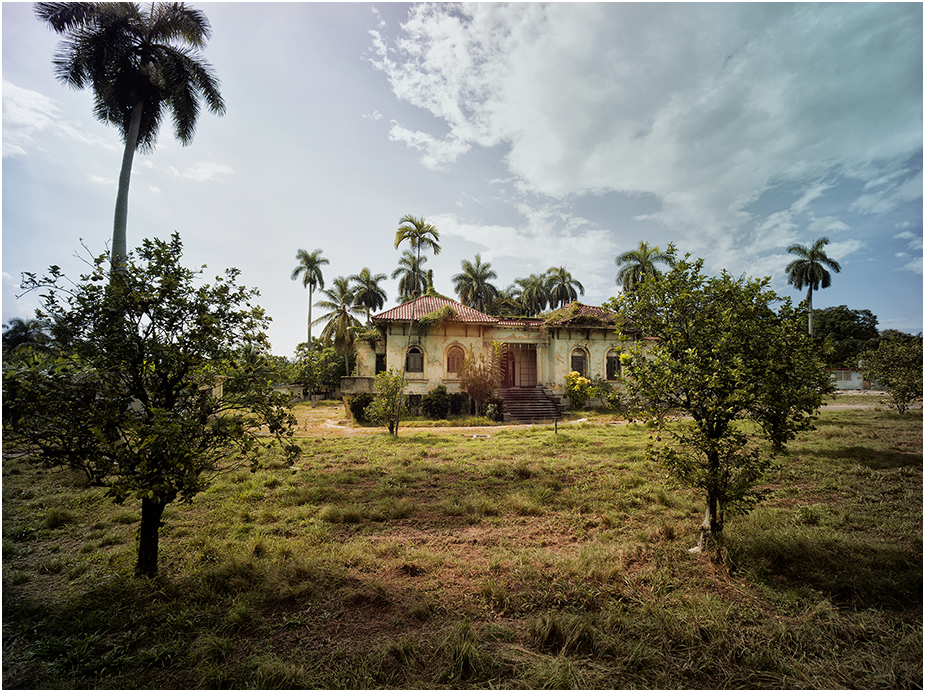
<box><xmin>3</xmin><ymin>2</ymin><xmax>922</xmax><ymax>356</ymax></box>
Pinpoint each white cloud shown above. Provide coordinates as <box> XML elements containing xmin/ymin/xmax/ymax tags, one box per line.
<box><xmin>434</xmin><ymin>203</ymin><xmax>619</xmax><ymax>296</ymax></box>
<box><xmin>2</xmin><ymin>80</ymin><xmax>119</xmax><ymax>157</ymax></box>
<box><xmin>167</xmin><ymin>162</ymin><xmax>233</xmax><ymax>182</ymax></box>
<box><xmin>388</xmin><ymin>123</ymin><xmax>469</xmax><ymax>170</ymax></box>
<box><xmin>371</xmin><ymin>3</ymin><xmax>922</xmax><ymax>267</ymax></box>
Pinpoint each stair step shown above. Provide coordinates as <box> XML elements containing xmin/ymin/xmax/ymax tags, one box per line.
<box><xmin>498</xmin><ymin>386</ymin><xmax>567</xmax><ymax>424</ymax></box>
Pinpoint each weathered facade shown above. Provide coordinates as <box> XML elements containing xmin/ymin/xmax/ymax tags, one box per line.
<box><xmin>352</xmin><ymin>296</ymin><xmax>641</xmax><ymax>398</ymax></box>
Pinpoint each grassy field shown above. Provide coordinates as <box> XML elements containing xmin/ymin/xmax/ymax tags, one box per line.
<box><xmin>3</xmin><ymin>403</ymin><xmax>922</xmax><ymax>688</ymax></box>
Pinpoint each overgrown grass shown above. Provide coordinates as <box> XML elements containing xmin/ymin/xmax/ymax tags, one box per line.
<box><xmin>3</xmin><ymin>407</ymin><xmax>921</xmax><ymax>688</ymax></box>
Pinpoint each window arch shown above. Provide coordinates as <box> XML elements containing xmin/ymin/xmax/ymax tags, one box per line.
<box><xmin>606</xmin><ymin>349</ymin><xmax>621</xmax><ymax>380</ymax></box>
<box><xmin>570</xmin><ymin>347</ymin><xmax>588</xmax><ymax>378</ymax></box>
<box><xmin>446</xmin><ymin>345</ymin><xmax>465</xmax><ymax>375</ymax></box>
<box><xmin>406</xmin><ymin>345</ymin><xmax>424</xmax><ymax>373</ymax></box>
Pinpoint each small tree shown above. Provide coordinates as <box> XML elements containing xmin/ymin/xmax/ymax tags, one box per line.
<box><xmin>564</xmin><ymin>371</ymin><xmax>592</xmax><ymax>409</ymax></box>
<box><xmin>294</xmin><ymin>340</ymin><xmax>345</xmax><ymax>404</ymax></box>
<box><xmin>457</xmin><ymin>342</ymin><xmax>504</xmax><ymax>416</ymax></box>
<box><xmin>860</xmin><ymin>333</ymin><xmax>923</xmax><ymax>414</ymax></box>
<box><xmin>610</xmin><ymin>254</ymin><xmax>834</xmax><ymax>552</ymax></box>
<box><xmin>366</xmin><ymin>368</ymin><xmax>407</xmax><ymax>435</ymax></box>
<box><xmin>3</xmin><ymin>235</ymin><xmax>299</xmax><ymax>577</ymax></box>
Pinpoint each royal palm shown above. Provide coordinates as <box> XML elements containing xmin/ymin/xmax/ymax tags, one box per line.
<box><xmin>453</xmin><ymin>254</ymin><xmax>499</xmax><ymax>313</ymax></box>
<box><xmin>394</xmin><ymin>215</ymin><xmax>440</xmax><ymax>300</ymax></box>
<box><xmin>614</xmin><ymin>241</ymin><xmax>673</xmax><ymax>293</ymax></box>
<box><xmin>545</xmin><ymin>267</ymin><xmax>585</xmax><ymax>309</ymax></box>
<box><xmin>291</xmin><ymin>249</ymin><xmax>329</xmax><ymax>344</ymax></box>
<box><xmin>349</xmin><ymin>268</ymin><xmax>388</xmax><ymax>324</ymax></box>
<box><xmin>312</xmin><ymin>277</ymin><xmax>365</xmax><ymax>372</ymax></box>
<box><xmin>392</xmin><ymin>251</ymin><xmax>428</xmax><ymax>303</ymax></box>
<box><xmin>785</xmin><ymin>237</ymin><xmax>842</xmax><ymax>336</ymax></box>
<box><xmin>36</xmin><ymin>3</ymin><xmax>225</xmax><ymax>267</ymax></box>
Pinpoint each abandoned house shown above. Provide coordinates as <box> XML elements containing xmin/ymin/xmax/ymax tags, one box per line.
<box><xmin>343</xmin><ymin>295</ymin><xmax>644</xmax><ymax>421</ymax></box>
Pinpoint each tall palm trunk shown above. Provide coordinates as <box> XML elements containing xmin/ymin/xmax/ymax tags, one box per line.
<box><xmin>113</xmin><ymin>97</ymin><xmax>143</xmax><ymax>269</ymax></box>
<box><xmin>806</xmin><ymin>286</ymin><xmax>814</xmax><ymax>337</ymax></box>
<box><xmin>307</xmin><ymin>284</ymin><xmax>314</xmax><ymax>344</ymax></box>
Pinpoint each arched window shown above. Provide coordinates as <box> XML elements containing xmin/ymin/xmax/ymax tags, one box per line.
<box><xmin>446</xmin><ymin>345</ymin><xmax>465</xmax><ymax>375</ymax></box>
<box><xmin>606</xmin><ymin>349</ymin><xmax>621</xmax><ymax>380</ymax></box>
<box><xmin>406</xmin><ymin>345</ymin><xmax>424</xmax><ymax>373</ymax></box>
<box><xmin>570</xmin><ymin>348</ymin><xmax>587</xmax><ymax>378</ymax></box>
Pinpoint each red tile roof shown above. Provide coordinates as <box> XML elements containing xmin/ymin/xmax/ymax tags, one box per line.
<box><xmin>543</xmin><ymin>302</ymin><xmax>619</xmax><ymax>326</ymax></box>
<box><xmin>372</xmin><ymin>296</ymin><xmax>498</xmax><ymax>324</ymax></box>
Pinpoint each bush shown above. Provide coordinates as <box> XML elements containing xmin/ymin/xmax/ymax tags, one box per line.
<box><xmin>449</xmin><ymin>392</ymin><xmax>469</xmax><ymax>416</ymax></box>
<box><xmin>421</xmin><ymin>385</ymin><xmax>450</xmax><ymax>419</ymax></box>
<box><xmin>565</xmin><ymin>371</ymin><xmax>591</xmax><ymax>409</ymax></box>
<box><xmin>484</xmin><ymin>395</ymin><xmax>504</xmax><ymax>422</ymax></box>
<box><xmin>349</xmin><ymin>393</ymin><xmax>374</xmax><ymax>423</ymax></box>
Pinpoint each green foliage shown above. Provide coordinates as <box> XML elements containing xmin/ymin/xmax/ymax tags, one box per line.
<box><xmin>416</xmin><ymin>306</ymin><xmax>456</xmax><ymax>335</ymax></box>
<box><xmin>3</xmin><ymin>234</ymin><xmax>299</xmax><ymax>576</ymax></box>
<box><xmin>811</xmin><ymin>305</ymin><xmax>879</xmax><ymax>367</ymax></box>
<box><xmin>365</xmin><ymin>368</ymin><xmax>407</xmax><ymax>434</ymax></box>
<box><xmin>421</xmin><ymin>384</ymin><xmax>450</xmax><ymax>420</ymax></box>
<box><xmin>294</xmin><ymin>340</ymin><xmax>345</xmax><ymax>394</ymax></box>
<box><xmin>860</xmin><ymin>333</ymin><xmax>923</xmax><ymax>414</ymax></box>
<box><xmin>611</xmin><ymin>252</ymin><xmax>834</xmax><ymax>548</ymax></box>
<box><xmin>564</xmin><ymin>371</ymin><xmax>592</xmax><ymax>409</ymax></box>
<box><xmin>349</xmin><ymin>392</ymin><xmax>375</xmax><ymax>423</ymax></box>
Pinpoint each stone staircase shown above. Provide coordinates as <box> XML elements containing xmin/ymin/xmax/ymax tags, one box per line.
<box><xmin>499</xmin><ymin>386</ymin><xmax>567</xmax><ymax>424</ymax></box>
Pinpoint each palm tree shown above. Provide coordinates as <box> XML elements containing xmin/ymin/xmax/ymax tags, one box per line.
<box><xmin>614</xmin><ymin>241</ymin><xmax>674</xmax><ymax>293</ymax></box>
<box><xmin>312</xmin><ymin>277</ymin><xmax>365</xmax><ymax>372</ymax></box>
<box><xmin>487</xmin><ymin>285</ymin><xmax>523</xmax><ymax>317</ymax></box>
<box><xmin>2</xmin><ymin>317</ymin><xmax>52</xmax><ymax>357</ymax></box>
<box><xmin>392</xmin><ymin>250</ymin><xmax>428</xmax><ymax>303</ymax></box>
<box><xmin>514</xmin><ymin>273</ymin><xmax>550</xmax><ymax>316</ymax></box>
<box><xmin>291</xmin><ymin>249</ymin><xmax>329</xmax><ymax>343</ymax></box>
<box><xmin>349</xmin><ymin>268</ymin><xmax>388</xmax><ymax>324</ymax></box>
<box><xmin>452</xmin><ymin>254</ymin><xmax>499</xmax><ymax>313</ymax></box>
<box><xmin>545</xmin><ymin>267</ymin><xmax>585</xmax><ymax>309</ymax></box>
<box><xmin>785</xmin><ymin>237</ymin><xmax>842</xmax><ymax>336</ymax></box>
<box><xmin>394</xmin><ymin>215</ymin><xmax>440</xmax><ymax>300</ymax></box>
<box><xmin>36</xmin><ymin>3</ymin><xmax>225</xmax><ymax>267</ymax></box>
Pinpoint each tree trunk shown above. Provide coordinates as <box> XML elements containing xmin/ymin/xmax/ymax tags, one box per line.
<box><xmin>307</xmin><ymin>284</ymin><xmax>313</xmax><ymax>344</ymax></box>
<box><xmin>807</xmin><ymin>286</ymin><xmax>814</xmax><ymax>337</ymax></box>
<box><xmin>691</xmin><ymin>450</ymin><xmax>723</xmax><ymax>553</ymax></box>
<box><xmin>135</xmin><ymin>496</ymin><xmax>166</xmax><ymax>578</ymax></box>
<box><xmin>112</xmin><ymin>98</ymin><xmax>144</xmax><ymax>270</ymax></box>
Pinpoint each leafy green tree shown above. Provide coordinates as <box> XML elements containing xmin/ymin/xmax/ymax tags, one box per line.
<box><xmin>291</xmin><ymin>248</ymin><xmax>329</xmax><ymax>344</ymax></box>
<box><xmin>365</xmin><ymin>368</ymin><xmax>408</xmax><ymax>435</ymax></box>
<box><xmin>294</xmin><ymin>340</ymin><xmax>345</xmax><ymax>402</ymax></box>
<box><xmin>545</xmin><ymin>266</ymin><xmax>585</xmax><ymax>309</ymax></box>
<box><xmin>392</xmin><ymin>250</ymin><xmax>429</xmax><ymax>303</ymax></box>
<box><xmin>812</xmin><ymin>305</ymin><xmax>879</xmax><ymax>367</ymax></box>
<box><xmin>860</xmin><ymin>333</ymin><xmax>923</xmax><ymax>414</ymax></box>
<box><xmin>785</xmin><ymin>237</ymin><xmax>842</xmax><ymax>337</ymax></box>
<box><xmin>487</xmin><ymin>285</ymin><xmax>524</xmax><ymax>317</ymax></box>
<box><xmin>614</xmin><ymin>241</ymin><xmax>674</xmax><ymax>293</ymax></box>
<box><xmin>610</xmin><ymin>253</ymin><xmax>833</xmax><ymax>551</ymax></box>
<box><xmin>453</xmin><ymin>254</ymin><xmax>499</xmax><ymax>313</ymax></box>
<box><xmin>36</xmin><ymin>3</ymin><xmax>225</xmax><ymax>267</ymax></box>
<box><xmin>3</xmin><ymin>234</ymin><xmax>298</xmax><ymax>577</ymax></box>
<box><xmin>349</xmin><ymin>267</ymin><xmax>388</xmax><ymax>324</ymax></box>
<box><xmin>394</xmin><ymin>215</ymin><xmax>440</xmax><ymax>300</ymax></box>
<box><xmin>312</xmin><ymin>277</ymin><xmax>364</xmax><ymax>373</ymax></box>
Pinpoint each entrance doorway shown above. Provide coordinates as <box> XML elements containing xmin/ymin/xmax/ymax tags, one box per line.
<box><xmin>502</xmin><ymin>343</ymin><xmax>537</xmax><ymax>388</ymax></box>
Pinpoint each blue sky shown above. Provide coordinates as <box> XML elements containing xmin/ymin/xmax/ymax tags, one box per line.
<box><xmin>3</xmin><ymin>2</ymin><xmax>922</xmax><ymax>356</ymax></box>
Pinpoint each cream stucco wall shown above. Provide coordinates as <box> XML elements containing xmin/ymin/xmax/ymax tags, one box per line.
<box><xmin>358</xmin><ymin>320</ymin><xmax>641</xmax><ymax>395</ymax></box>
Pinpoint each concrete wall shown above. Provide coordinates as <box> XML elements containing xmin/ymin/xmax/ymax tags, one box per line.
<box><xmin>831</xmin><ymin>369</ymin><xmax>868</xmax><ymax>390</ymax></box>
